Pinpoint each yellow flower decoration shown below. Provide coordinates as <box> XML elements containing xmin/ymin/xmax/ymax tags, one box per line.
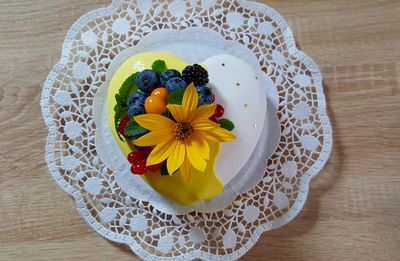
<box><xmin>133</xmin><ymin>83</ymin><xmax>235</xmax><ymax>181</ymax></box>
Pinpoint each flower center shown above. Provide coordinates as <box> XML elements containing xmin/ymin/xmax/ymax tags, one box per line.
<box><xmin>173</xmin><ymin>122</ymin><xmax>194</xmax><ymax>141</ymax></box>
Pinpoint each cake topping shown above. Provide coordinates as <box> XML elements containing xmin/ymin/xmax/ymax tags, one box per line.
<box><xmin>144</xmin><ymin>95</ymin><xmax>167</xmax><ymax>114</ymax></box>
<box><xmin>114</xmin><ymin>58</ymin><xmax>236</xmax><ymax>181</ymax></box>
<box><xmin>214</xmin><ymin>104</ymin><xmax>225</xmax><ymax>118</ymax></box>
<box><xmin>160</xmin><ymin>69</ymin><xmax>181</xmax><ymax>86</ymax></box>
<box><xmin>195</xmin><ymin>85</ymin><xmax>214</xmax><ymax>106</ymax></box>
<box><xmin>135</xmin><ymin>69</ymin><xmax>159</xmax><ymax>93</ymax></box>
<box><xmin>131</xmin><ymin>161</ymin><xmax>147</xmax><ymax>175</ymax></box>
<box><xmin>118</xmin><ymin>115</ymin><xmax>130</xmax><ymax>135</ymax></box>
<box><xmin>133</xmin><ymin>83</ymin><xmax>235</xmax><ymax>181</ymax></box>
<box><xmin>151</xmin><ymin>87</ymin><xmax>168</xmax><ymax>99</ymax></box>
<box><xmin>127</xmin><ymin>91</ymin><xmax>146</xmax><ymax>118</ymax></box>
<box><xmin>182</xmin><ymin>64</ymin><xmax>209</xmax><ymax>86</ymax></box>
<box><xmin>173</xmin><ymin>122</ymin><xmax>194</xmax><ymax>141</ymax></box>
<box><xmin>165</xmin><ymin>77</ymin><xmax>187</xmax><ymax>92</ymax></box>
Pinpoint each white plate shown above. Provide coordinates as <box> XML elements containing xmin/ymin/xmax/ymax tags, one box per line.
<box><xmin>93</xmin><ymin>28</ymin><xmax>280</xmax><ymax>214</ymax></box>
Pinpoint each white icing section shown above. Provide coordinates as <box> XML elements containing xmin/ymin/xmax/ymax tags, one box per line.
<box><xmin>204</xmin><ymin>54</ymin><xmax>267</xmax><ymax>185</ymax></box>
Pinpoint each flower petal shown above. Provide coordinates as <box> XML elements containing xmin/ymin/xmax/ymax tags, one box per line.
<box><xmin>167</xmin><ymin>104</ymin><xmax>187</xmax><ymax>122</ymax></box>
<box><xmin>192</xmin><ymin>119</ymin><xmax>220</xmax><ymax>131</ymax></box>
<box><xmin>182</xmin><ymin>83</ymin><xmax>198</xmax><ymax>119</ymax></box>
<box><xmin>167</xmin><ymin>141</ymin><xmax>185</xmax><ymax>175</ymax></box>
<box><xmin>186</xmin><ymin>142</ymin><xmax>207</xmax><ymax>172</ymax></box>
<box><xmin>180</xmin><ymin>157</ymin><xmax>192</xmax><ymax>182</ymax></box>
<box><xmin>146</xmin><ymin>138</ymin><xmax>176</xmax><ymax>166</ymax></box>
<box><xmin>133</xmin><ymin>129</ymin><xmax>173</xmax><ymax>146</ymax></box>
<box><xmin>199</xmin><ymin>127</ymin><xmax>236</xmax><ymax>142</ymax></box>
<box><xmin>191</xmin><ymin>133</ymin><xmax>210</xmax><ymax>160</ymax></box>
<box><xmin>134</xmin><ymin>114</ymin><xmax>174</xmax><ymax>131</ymax></box>
<box><xmin>193</xmin><ymin>104</ymin><xmax>216</xmax><ymax>121</ymax></box>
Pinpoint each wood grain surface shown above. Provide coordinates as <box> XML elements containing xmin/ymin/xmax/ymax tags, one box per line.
<box><xmin>1</xmin><ymin>0</ymin><xmax>399</xmax><ymax>260</ymax></box>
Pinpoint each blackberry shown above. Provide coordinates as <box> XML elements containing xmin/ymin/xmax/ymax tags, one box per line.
<box><xmin>182</xmin><ymin>64</ymin><xmax>209</xmax><ymax>86</ymax></box>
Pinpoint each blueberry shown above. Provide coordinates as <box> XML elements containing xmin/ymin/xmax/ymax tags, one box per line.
<box><xmin>127</xmin><ymin>91</ymin><xmax>146</xmax><ymax>108</ymax></box>
<box><xmin>127</xmin><ymin>91</ymin><xmax>145</xmax><ymax>118</ymax></box>
<box><xmin>165</xmin><ymin>77</ymin><xmax>187</xmax><ymax>93</ymax></box>
<box><xmin>135</xmin><ymin>69</ymin><xmax>159</xmax><ymax>94</ymax></box>
<box><xmin>196</xmin><ymin>85</ymin><xmax>214</xmax><ymax>106</ymax></box>
<box><xmin>160</xmin><ymin>69</ymin><xmax>181</xmax><ymax>86</ymax></box>
<box><xmin>128</xmin><ymin>104</ymin><xmax>145</xmax><ymax>118</ymax></box>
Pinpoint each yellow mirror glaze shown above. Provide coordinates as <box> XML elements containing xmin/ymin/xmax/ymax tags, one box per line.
<box><xmin>107</xmin><ymin>52</ymin><xmax>223</xmax><ymax>205</ymax></box>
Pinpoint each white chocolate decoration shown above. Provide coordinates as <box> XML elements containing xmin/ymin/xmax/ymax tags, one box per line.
<box><xmin>203</xmin><ymin>54</ymin><xmax>267</xmax><ymax>185</ymax></box>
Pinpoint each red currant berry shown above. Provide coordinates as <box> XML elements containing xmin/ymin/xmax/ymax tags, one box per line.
<box><xmin>127</xmin><ymin>151</ymin><xmax>147</xmax><ymax>164</ymax></box>
<box><xmin>209</xmin><ymin>115</ymin><xmax>219</xmax><ymax>123</ymax></box>
<box><xmin>118</xmin><ymin>115</ymin><xmax>130</xmax><ymax>135</ymax></box>
<box><xmin>214</xmin><ymin>104</ymin><xmax>225</xmax><ymax>118</ymax></box>
<box><xmin>143</xmin><ymin>146</ymin><xmax>153</xmax><ymax>155</ymax></box>
<box><xmin>147</xmin><ymin>163</ymin><xmax>162</xmax><ymax>172</ymax></box>
<box><xmin>130</xmin><ymin>160</ymin><xmax>147</xmax><ymax>175</ymax></box>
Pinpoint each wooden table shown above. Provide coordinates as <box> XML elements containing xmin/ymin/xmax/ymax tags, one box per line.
<box><xmin>1</xmin><ymin>0</ymin><xmax>399</xmax><ymax>260</ymax></box>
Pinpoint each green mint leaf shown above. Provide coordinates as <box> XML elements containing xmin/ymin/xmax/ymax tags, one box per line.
<box><xmin>115</xmin><ymin>94</ymin><xmax>126</xmax><ymax>107</ymax></box>
<box><xmin>167</xmin><ymin>87</ymin><xmax>185</xmax><ymax>105</ymax></box>
<box><xmin>114</xmin><ymin>72</ymin><xmax>140</xmax><ymax>141</ymax></box>
<box><xmin>118</xmin><ymin>72</ymin><xmax>139</xmax><ymax>103</ymax></box>
<box><xmin>151</xmin><ymin>60</ymin><xmax>167</xmax><ymax>75</ymax></box>
<box><xmin>124</xmin><ymin>119</ymin><xmax>147</xmax><ymax>138</ymax></box>
<box><xmin>219</xmin><ymin>118</ymin><xmax>235</xmax><ymax>131</ymax></box>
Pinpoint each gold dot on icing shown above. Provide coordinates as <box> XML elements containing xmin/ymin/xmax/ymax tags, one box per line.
<box><xmin>221</xmin><ymin>63</ymin><xmax>225</xmax><ymax>67</ymax></box>
<box><xmin>253</xmin><ymin>123</ymin><xmax>257</xmax><ymax>128</ymax></box>
<box><xmin>236</xmin><ymin>82</ymin><xmax>240</xmax><ymax>87</ymax></box>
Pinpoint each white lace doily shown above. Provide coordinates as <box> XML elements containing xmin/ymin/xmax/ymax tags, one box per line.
<box><xmin>41</xmin><ymin>1</ymin><xmax>332</xmax><ymax>260</ymax></box>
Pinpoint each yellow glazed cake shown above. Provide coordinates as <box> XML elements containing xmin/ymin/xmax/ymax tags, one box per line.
<box><xmin>108</xmin><ymin>52</ymin><xmax>266</xmax><ymax>205</ymax></box>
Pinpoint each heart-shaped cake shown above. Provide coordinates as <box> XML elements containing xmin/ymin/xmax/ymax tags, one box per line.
<box><xmin>108</xmin><ymin>52</ymin><xmax>266</xmax><ymax>205</ymax></box>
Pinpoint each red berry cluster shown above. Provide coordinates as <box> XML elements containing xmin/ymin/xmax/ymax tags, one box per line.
<box><xmin>118</xmin><ymin>115</ymin><xmax>130</xmax><ymax>135</ymax></box>
<box><xmin>210</xmin><ymin>104</ymin><xmax>225</xmax><ymax>122</ymax></box>
<box><xmin>127</xmin><ymin>147</ymin><xmax>161</xmax><ymax>175</ymax></box>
